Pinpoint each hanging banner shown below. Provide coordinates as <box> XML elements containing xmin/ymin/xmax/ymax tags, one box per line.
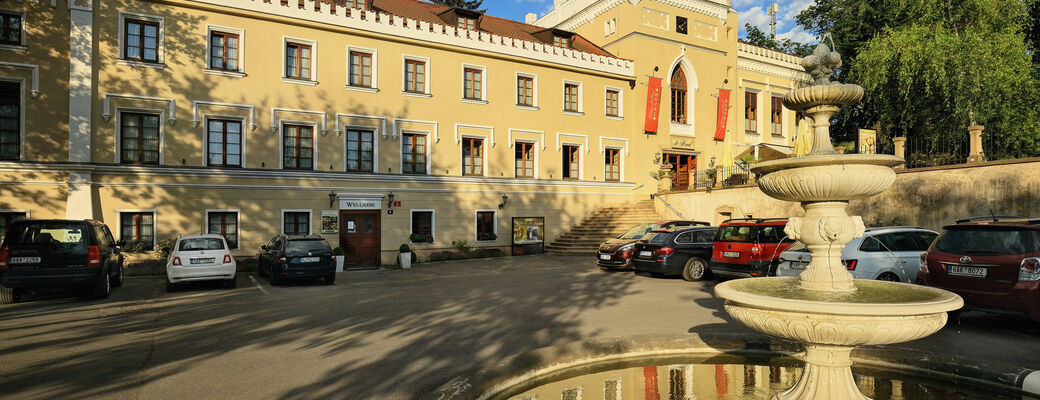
<box><xmin>714</xmin><ymin>89</ymin><xmax>731</xmax><ymax>140</ymax></box>
<box><xmin>644</xmin><ymin>77</ymin><xmax>663</xmax><ymax>133</ymax></box>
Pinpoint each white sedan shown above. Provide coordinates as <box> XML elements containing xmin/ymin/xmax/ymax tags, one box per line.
<box><xmin>777</xmin><ymin>226</ymin><xmax>938</xmax><ymax>282</ymax></box>
<box><xmin>166</xmin><ymin>234</ymin><xmax>237</xmax><ymax>291</ymax></box>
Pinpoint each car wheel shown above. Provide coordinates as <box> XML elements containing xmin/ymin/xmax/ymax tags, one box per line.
<box><xmin>269</xmin><ymin>271</ymin><xmax>281</xmax><ymax>286</ymax></box>
<box><xmin>324</xmin><ymin>272</ymin><xmax>336</xmax><ymax>285</ymax></box>
<box><xmin>947</xmin><ymin>309</ymin><xmax>963</xmax><ymax>325</ymax></box>
<box><xmin>877</xmin><ymin>272</ymin><xmax>900</xmax><ymax>282</ymax></box>
<box><xmin>111</xmin><ymin>264</ymin><xmax>125</xmax><ymax>288</ymax></box>
<box><xmin>257</xmin><ymin>260</ymin><xmax>267</xmax><ymax>277</ymax></box>
<box><xmin>0</xmin><ymin>286</ymin><xmax>18</xmax><ymax>304</ymax></box>
<box><xmin>91</xmin><ymin>270</ymin><xmax>111</xmax><ymax>299</ymax></box>
<box><xmin>682</xmin><ymin>258</ymin><xmax>710</xmax><ymax>282</ymax></box>
<box><xmin>165</xmin><ymin>280</ymin><xmax>177</xmax><ymax>293</ymax></box>
<box><xmin>225</xmin><ymin>277</ymin><xmax>237</xmax><ymax>289</ymax></box>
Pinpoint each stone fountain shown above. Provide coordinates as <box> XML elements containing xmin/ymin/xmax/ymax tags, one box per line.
<box><xmin>714</xmin><ymin>39</ymin><xmax>963</xmax><ymax>399</ymax></box>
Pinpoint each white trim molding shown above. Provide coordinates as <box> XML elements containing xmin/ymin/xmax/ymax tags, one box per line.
<box><xmin>392</xmin><ymin>118</ymin><xmax>438</xmax><ymax>143</ymax></box>
<box><xmin>102</xmin><ymin>93</ymin><xmax>176</xmax><ymax>126</ymax></box>
<box><xmin>117</xmin><ymin>12</ymin><xmax>166</xmax><ymax>67</ymax></box>
<box><xmin>339</xmin><ymin>121</ymin><xmax>381</xmax><ymax>173</ymax></box>
<box><xmin>114</xmin><ymin>107</ymin><xmax>167</xmax><ymax>165</ymax></box>
<box><xmin>604</xmin><ymin>85</ymin><xmax>624</xmax><ymax>119</ymax></box>
<box><xmin>192</xmin><ymin>101</ymin><xmax>256</xmax><ymax>131</ymax></box>
<box><xmin>116</xmin><ymin>208</ymin><xmax>158</xmax><ymax>249</ymax></box>
<box><xmin>599</xmin><ymin>136</ymin><xmax>629</xmax><ymax>156</ymax></box>
<box><xmin>515</xmin><ymin>71</ymin><xmax>539</xmax><ymax>109</ymax></box>
<box><xmin>555</xmin><ymin>132</ymin><xmax>589</xmax><ymax>154</ymax></box>
<box><xmin>454</xmin><ymin>123</ymin><xmax>494</xmax><ymax>147</ymax></box>
<box><xmin>345</xmin><ymin>45</ymin><xmax>378</xmax><ymax>91</ymax></box>
<box><xmin>282</xmin><ymin>36</ymin><xmax>318</xmax><ymax>84</ymax></box>
<box><xmin>280</xmin><ymin>209</ymin><xmax>314</xmax><ymax>235</ymax></box>
<box><xmin>508</xmin><ymin>129</ymin><xmax>546</xmax><ymax>150</ymax></box>
<box><xmin>204</xmin><ymin>209</ymin><xmax>241</xmax><ymax>249</ymax></box>
<box><xmin>473</xmin><ymin>209</ymin><xmax>498</xmax><ymax>242</ymax></box>
<box><xmin>336</xmin><ymin>113</ymin><xmax>386</xmax><ymax>138</ymax></box>
<box><xmin>0</xmin><ymin>62</ymin><xmax>40</xmax><ymax>99</ymax></box>
<box><xmin>204</xmin><ymin>24</ymin><xmax>245</xmax><ymax>76</ymax></box>
<box><xmin>201</xmin><ymin>114</ymin><xmax>248</xmax><ymax>167</ymax></box>
<box><xmin>537</xmin><ymin>0</ymin><xmax>730</xmax><ymax>31</ymax></box>
<box><xmin>402</xmin><ymin>53</ymin><xmax>431</xmax><ymax>95</ymax></box>
<box><xmin>271</xmin><ymin>107</ymin><xmax>327</xmax><ymax>135</ymax></box>
<box><xmin>409</xmin><ymin>209</ymin><xmax>436</xmax><ymax>244</ymax></box>
<box><xmin>461</xmin><ymin>63</ymin><xmax>488</xmax><ymax>103</ymax></box>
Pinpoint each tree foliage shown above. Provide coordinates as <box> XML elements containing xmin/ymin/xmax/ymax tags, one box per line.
<box><xmin>742</xmin><ymin>24</ymin><xmax>814</xmax><ymax>56</ymax></box>
<box><xmin>797</xmin><ymin>0</ymin><xmax>1040</xmax><ymax>158</ymax></box>
<box><xmin>429</xmin><ymin>0</ymin><xmax>485</xmax><ymax>12</ymax></box>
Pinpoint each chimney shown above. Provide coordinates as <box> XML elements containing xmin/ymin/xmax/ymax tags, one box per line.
<box><xmin>525</xmin><ymin>13</ymin><xmax>537</xmax><ymax>24</ymax></box>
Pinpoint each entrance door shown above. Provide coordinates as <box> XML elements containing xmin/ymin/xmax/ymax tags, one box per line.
<box><xmin>339</xmin><ymin>210</ymin><xmax>381</xmax><ymax>269</ymax></box>
<box><xmin>665</xmin><ymin>153</ymin><xmax>696</xmax><ymax>191</ymax></box>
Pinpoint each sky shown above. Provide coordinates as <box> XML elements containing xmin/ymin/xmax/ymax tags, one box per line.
<box><xmin>482</xmin><ymin>0</ymin><xmax>818</xmax><ymax>44</ymax></box>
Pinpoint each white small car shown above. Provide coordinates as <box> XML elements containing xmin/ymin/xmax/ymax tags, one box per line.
<box><xmin>166</xmin><ymin>234</ymin><xmax>237</xmax><ymax>291</ymax></box>
<box><xmin>777</xmin><ymin>226</ymin><xmax>938</xmax><ymax>282</ymax></box>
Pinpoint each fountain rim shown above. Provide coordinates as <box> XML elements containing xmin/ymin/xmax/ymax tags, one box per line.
<box><xmin>751</xmin><ymin>153</ymin><xmax>904</xmax><ymax>175</ymax></box>
<box><xmin>715</xmin><ymin>277</ymin><xmax>963</xmax><ymax>316</ymax></box>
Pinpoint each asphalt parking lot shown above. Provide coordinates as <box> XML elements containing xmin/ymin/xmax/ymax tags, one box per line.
<box><xmin>1</xmin><ymin>254</ymin><xmax>1038</xmax><ymax>399</ymax></box>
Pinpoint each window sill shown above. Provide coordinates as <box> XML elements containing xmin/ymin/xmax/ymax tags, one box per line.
<box><xmin>771</xmin><ymin>134</ymin><xmax>785</xmax><ymax>138</ymax></box>
<box><xmin>0</xmin><ymin>44</ymin><xmax>27</xmax><ymax>52</ymax></box>
<box><xmin>475</xmin><ymin>239</ymin><xmax>498</xmax><ymax>243</ymax></box>
<box><xmin>402</xmin><ymin>91</ymin><xmax>432</xmax><ymax>98</ymax></box>
<box><xmin>283</xmin><ymin>77</ymin><xmax>318</xmax><ymax>86</ymax></box>
<box><xmin>205</xmin><ymin>69</ymin><xmax>246</xmax><ymax>78</ymax></box>
<box><xmin>118</xmin><ymin>60</ymin><xmax>165</xmax><ymax>69</ymax></box>
<box><xmin>745</xmin><ymin>131</ymin><xmax>760</xmax><ymax>136</ymax></box>
<box><xmin>346</xmin><ymin>85</ymin><xmax>379</xmax><ymax>93</ymax></box>
<box><xmin>516</xmin><ymin>105</ymin><xmax>539</xmax><ymax>111</ymax></box>
<box><xmin>461</xmin><ymin>98</ymin><xmax>488</xmax><ymax>105</ymax></box>
<box><xmin>605</xmin><ymin>115</ymin><xmax>624</xmax><ymax>121</ymax></box>
<box><xmin>563</xmin><ymin>110</ymin><xmax>585</xmax><ymax>116</ymax></box>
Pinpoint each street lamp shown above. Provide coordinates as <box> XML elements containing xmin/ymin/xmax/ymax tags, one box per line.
<box><xmin>387</xmin><ymin>192</ymin><xmax>395</xmax><ymax>208</ymax></box>
<box><xmin>498</xmin><ymin>194</ymin><xmax>509</xmax><ymax>209</ymax></box>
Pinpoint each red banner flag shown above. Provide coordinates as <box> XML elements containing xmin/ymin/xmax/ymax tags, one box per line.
<box><xmin>644</xmin><ymin>77</ymin><xmax>663</xmax><ymax>133</ymax></box>
<box><xmin>643</xmin><ymin>366</ymin><xmax>659</xmax><ymax>400</ymax></box>
<box><xmin>714</xmin><ymin>89</ymin><xmax>731</xmax><ymax>140</ymax></box>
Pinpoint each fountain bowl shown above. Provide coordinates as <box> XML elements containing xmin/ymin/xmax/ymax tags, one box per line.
<box><xmin>752</xmin><ymin>154</ymin><xmax>904</xmax><ymax>202</ymax></box>
<box><xmin>783</xmin><ymin>83</ymin><xmax>864</xmax><ymax>111</ymax></box>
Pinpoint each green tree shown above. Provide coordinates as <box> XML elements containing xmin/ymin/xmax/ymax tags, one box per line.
<box><xmin>429</xmin><ymin>0</ymin><xmax>485</xmax><ymax>12</ymax></box>
<box><xmin>742</xmin><ymin>24</ymin><xmax>814</xmax><ymax>56</ymax></box>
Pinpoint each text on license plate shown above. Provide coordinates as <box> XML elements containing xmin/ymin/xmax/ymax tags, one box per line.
<box><xmin>300</xmin><ymin>257</ymin><xmax>320</xmax><ymax>263</ymax></box>
<box><xmin>723</xmin><ymin>251</ymin><xmax>740</xmax><ymax>258</ymax></box>
<box><xmin>190</xmin><ymin>258</ymin><xmax>215</xmax><ymax>264</ymax></box>
<box><xmin>599</xmin><ymin>254</ymin><xmax>611</xmax><ymax>260</ymax></box>
<box><xmin>948</xmin><ymin>265</ymin><xmax>986</xmax><ymax>277</ymax></box>
<box><xmin>9</xmin><ymin>257</ymin><xmax>41</xmax><ymax>264</ymax></box>
<box><xmin>639</xmin><ymin>251</ymin><xmax>652</xmax><ymax>258</ymax></box>
<box><xmin>788</xmin><ymin>261</ymin><xmax>808</xmax><ymax>269</ymax></box>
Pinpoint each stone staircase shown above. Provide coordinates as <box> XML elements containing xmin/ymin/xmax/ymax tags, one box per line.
<box><xmin>545</xmin><ymin>200</ymin><xmax>665</xmax><ymax>255</ymax></box>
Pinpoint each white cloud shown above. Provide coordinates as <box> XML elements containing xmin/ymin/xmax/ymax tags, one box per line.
<box><xmin>778</xmin><ymin>25</ymin><xmax>816</xmax><ymax>43</ymax></box>
<box><xmin>737</xmin><ymin>0</ymin><xmax>818</xmax><ymax>44</ymax></box>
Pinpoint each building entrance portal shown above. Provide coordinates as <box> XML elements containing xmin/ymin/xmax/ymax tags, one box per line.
<box><xmin>665</xmin><ymin>153</ymin><xmax>696</xmax><ymax>191</ymax></box>
<box><xmin>339</xmin><ymin>210</ymin><xmax>381</xmax><ymax>269</ymax></box>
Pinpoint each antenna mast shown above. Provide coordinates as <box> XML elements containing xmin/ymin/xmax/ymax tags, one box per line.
<box><xmin>768</xmin><ymin>2</ymin><xmax>779</xmax><ymax>39</ymax></box>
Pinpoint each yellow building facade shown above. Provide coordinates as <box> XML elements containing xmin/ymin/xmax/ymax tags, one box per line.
<box><xmin>0</xmin><ymin>0</ymin><xmax>808</xmax><ymax>266</ymax></box>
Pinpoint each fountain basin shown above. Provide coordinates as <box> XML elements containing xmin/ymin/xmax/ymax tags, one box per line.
<box><xmin>783</xmin><ymin>83</ymin><xmax>864</xmax><ymax>110</ymax></box>
<box><xmin>752</xmin><ymin>155</ymin><xmax>904</xmax><ymax>202</ymax></box>
<box><xmin>716</xmin><ymin>278</ymin><xmax>962</xmax><ymax>346</ymax></box>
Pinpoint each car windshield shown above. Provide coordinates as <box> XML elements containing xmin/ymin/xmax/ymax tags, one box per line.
<box><xmin>5</xmin><ymin>222</ymin><xmax>88</xmax><ymax>252</ymax></box>
<box><xmin>619</xmin><ymin>223</ymin><xmax>660</xmax><ymax>239</ymax></box>
<box><xmin>716</xmin><ymin>225</ymin><xmax>754</xmax><ymax>243</ymax></box>
<box><xmin>935</xmin><ymin>228</ymin><xmax>1038</xmax><ymax>255</ymax></box>
<box><xmin>286</xmin><ymin>239</ymin><xmax>331</xmax><ymax>255</ymax></box>
<box><xmin>178</xmin><ymin>238</ymin><xmax>225</xmax><ymax>251</ymax></box>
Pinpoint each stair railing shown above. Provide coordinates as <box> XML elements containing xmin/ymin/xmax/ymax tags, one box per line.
<box><xmin>655</xmin><ymin>195</ymin><xmax>687</xmax><ymax>220</ymax></box>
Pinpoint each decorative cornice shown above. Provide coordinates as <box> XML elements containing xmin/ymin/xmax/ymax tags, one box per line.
<box><xmin>737</xmin><ymin>58</ymin><xmax>811</xmax><ymax>84</ymax></box>
<box><xmin>543</xmin><ymin>0</ymin><xmax>730</xmax><ymax>32</ymax></box>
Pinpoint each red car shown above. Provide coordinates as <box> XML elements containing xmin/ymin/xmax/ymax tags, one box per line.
<box><xmin>597</xmin><ymin>221</ymin><xmax>709</xmax><ymax>270</ymax></box>
<box><xmin>917</xmin><ymin>216</ymin><xmax>1040</xmax><ymax>321</ymax></box>
<box><xmin>709</xmin><ymin>218</ymin><xmax>794</xmax><ymax>278</ymax></box>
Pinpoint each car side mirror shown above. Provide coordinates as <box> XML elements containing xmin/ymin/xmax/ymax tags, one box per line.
<box><xmin>115</xmin><ymin>240</ymin><xmax>126</xmax><ymax>247</ymax></box>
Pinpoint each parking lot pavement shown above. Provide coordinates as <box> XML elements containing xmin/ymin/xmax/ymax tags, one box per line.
<box><xmin>1</xmin><ymin>254</ymin><xmax>1038</xmax><ymax>400</ymax></box>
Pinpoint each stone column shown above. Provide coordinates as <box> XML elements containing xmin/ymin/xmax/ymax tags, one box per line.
<box><xmin>892</xmin><ymin>137</ymin><xmax>906</xmax><ymax>169</ymax></box>
<box><xmin>967</xmin><ymin>125</ymin><xmax>985</xmax><ymax>163</ymax></box>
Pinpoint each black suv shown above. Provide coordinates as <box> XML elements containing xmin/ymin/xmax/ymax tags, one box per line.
<box><xmin>0</xmin><ymin>219</ymin><xmax>124</xmax><ymax>303</ymax></box>
<box><xmin>632</xmin><ymin>226</ymin><xmax>718</xmax><ymax>281</ymax></box>
<box><xmin>257</xmin><ymin>234</ymin><xmax>336</xmax><ymax>285</ymax></box>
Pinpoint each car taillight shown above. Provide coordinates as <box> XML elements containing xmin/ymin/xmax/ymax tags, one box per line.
<box><xmin>654</xmin><ymin>247</ymin><xmax>675</xmax><ymax>256</ymax></box>
<box><xmin>277</xmin><ymin>256</ymin><xmax>288</xmax><ymax>264</ymax></box>
<box><xmin>172</xmin><ymin>256</ymin><xmax>182</xmax><ymax>266</ymax></box>
<box><xmin>86</xmin><ymin>245</ymin><xmax>101</xmax><ymax>267</ymax></box>
<box><xmin>621</xmin><ymin>249</ymin><xmax>634</xmax><ymax>258</ymax></box>
<box><xmin>843</xmin><ymin>259</ymin><xmax>857</xmax><ymax>271</ymax></box>
<box><xmin>1020</xmin><ymin>258</ymin><xmax>1040</xmax><ymax>282</ymax></box>
<box><xmin>751</xmin><ymin>246</ymin><xmax>762</xmax><ymax>255</ymax></box>
<box><xmin>919</xmin><ymin>251</ymin><xmax>929</xmax><ymax>272</ymax></box>
<box><xmin>223</xmin><ymin>254</ymin><xmax>232</xmax><ymax>264</ymax></box>
<box><xmin>0</xmin><ymin>246</ymin><xmax>9</xmax><ymax>270</ymax></box>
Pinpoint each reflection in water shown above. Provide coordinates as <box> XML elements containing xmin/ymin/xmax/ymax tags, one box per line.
<box><xmin>507</xmin><ymin>360</ymin><xmax>1028</xmax><ymax>400</ymax></box>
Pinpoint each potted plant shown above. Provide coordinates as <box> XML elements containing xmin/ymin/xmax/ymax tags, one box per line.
<box><xmin>398</xmin><ymin>243</ymin><xmax>413</xmax><ymax>269</ymax></box>
<box><xmin>649</xmin><ymin>163</ymin><xmax>675</xmax><ymax>192</ymax></box>
<box><xmin>409</xmin><ymin>233</ymin><xmax>433</xmax><ymax>243</ymax></box>
<box><xmin>332</xmin><ymin>247</ymin><xmax>345</xmax><ymax>272</ymax></box>
<box><xmin>477</xmin><ymin>232</ymin><xmax>497</xmax><ymax>241</ymax></box>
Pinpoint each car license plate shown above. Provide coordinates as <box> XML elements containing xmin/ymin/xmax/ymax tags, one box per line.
<box><xmin>599</xmin><ymin>254</ymin><xmax>611</xmax><ymax>260</ymax></box>
<box><xmin>190</xmin><ymin>258</ymin><xmax>215</xmax><ymax>264</ymax></box>
<box><xmin>639</xmin><ymin>251</ymin><xmax>652</xmax><ymax>258</ymax></box>
<box><xmin>948</xmin><ymin>265</ymin><xmax>986</xmax><ymax>278</ymax></box>
<box><xmin>788</xmin><ymin>261</ymin><xmax>808</xmax><ymax>269</ymax></box>
<box><xmin>300</xmin><ymin>257</ymin><xmax>320</xmax><ymax>263</ymax></box>
<box><xmin>9</xmin><ymin>257</ymin><xmax>41</xmax><ymax>264</ymax></box>
<box><xmin>723</xmin><ymin>251</ymin><xmax>740</xmax><ymax>258</ymax></box>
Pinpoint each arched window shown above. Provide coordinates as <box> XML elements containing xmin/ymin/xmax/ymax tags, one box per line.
<box><xmin>671</xmin><ymin>67</ymin><xmax>687</xmax><ymax>124</ymax></box>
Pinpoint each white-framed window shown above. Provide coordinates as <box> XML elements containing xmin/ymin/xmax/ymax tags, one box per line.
<box><xmin>281</xmin><ymin>209</ymin><xmax>312</xmax><ymax>235</ymax></box>
<box><xmin>562</xmin><ymin>80</ymin><xmax>583</xmax><ymax>115</ymax></box>
<box><xmin>475</xmin><ymin>209</ymin><xmax>497</xmax><ymax>242</ymax></box>
<box><xmin>118</xmin><ymin>209</ymin><xmax>157</xmax><ymax>250</ymax></box>
<box><xmin>401</xmin><ymin>130</ymin><xmax>429</xmax><ymax>175</ymax></box>
<box><xmin>515</xmin><ymin>72</ymin><xmax>538</xmax><ymax>110</ymax></box>
<box><xmin>204</xmin><ymin>116</ymin><xmax>245</xmax><ymax>167</ymax></box>
<box><xmin>0</xmin><ymin>77</ymin><xmax>24</xmax><ymax>161</ymax></box>
<box><xmin>0</xmin><ymin>9</ymin><xmax>27</xmax><ymax>51</ymax></box>
<box><xmin>118</xmin><ymin>12</ymin><xmax>165</xmax><ymax>67</ymax></box>
<box><xmin>460</xmin><ymin>136</ymin><xmax>486</xmax><ymax>177</ymax></box>
<box><xmin>603</xmin><ymin>17</ymin><xmax>617</xmax><ymax>37</ymax></box>
<box><xmin>561</xmin><ymin>143</ymin><xmax>583</xmax><ymax>180</ymax></box>
<box><xmin>514</xmin><ymin>139</ymin><xmax>538</xmax><ymax>179</ymax></box>
<box><xmin>346</xmin><ymin>45</ymin><xmax>378</xmax><ymax>92</ymax></box>
<box><xmin>343</xmin><ymin>127</ymin><xmax>376</xmax><ymax>172</ymax></box>
<box><xmin>280</xmin><ymin>121</ymin><xmax>316</xmax><ymax>170</ymax></box>
<box><xmin>402</xmin><ymin>54</ymin><xmax>431</xmax><ymax>97</ymax></box>
<box><xmin>115</xmin><ymin>108</ymin><xmax>164</xmax><ymax>165</ymax></box>
<box><xmin>409</xmin><ymin>209</ymin><xmax>434</xmax><ymax>243</ymax></box>
<box><xmin>206</xmin><ymin>209</ymin><xmax>240</xmax><ymax>249</ymax></box>
<box><xmin>604</xmin><ymin>146</ymin><xmax>622</xmax><ymax>182</ymax></box>
<box><xmin>461</xmin><ymin>63</ymin><xmax>487</xmax><ymax>103</ymax></box>
<box><xmin>205</xmin><ymin>25</ymin><xmax>244</xmax><ymax>76</ymax></box>
<box><xmin>283</xmin><ymin>36</ymin><xmax>317</xmax><ymax>85</ymax></box>
<box><xmin>605</xmin><ymin>86</ymin><xmax>623</xmax><ymax>119</ymax></box>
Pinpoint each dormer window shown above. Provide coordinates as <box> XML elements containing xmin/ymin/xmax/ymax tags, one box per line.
<box><xmin>457</xmin><ymin>16</ymin><xmax>477</xmax><ymax>30</ymax></box>
<box><xmin>553</xmin><ymin>35</ymin><xmax>570</xmax><ymax>47</ymax></box>
<box><xmin>346</xmin><ymin>0</ymin><xmax>365</xmax><ymax>9</ymax></box>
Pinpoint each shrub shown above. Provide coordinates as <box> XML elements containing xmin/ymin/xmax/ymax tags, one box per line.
<box><xmin>429</xmin><ymin>251</ymin><xmax>455</xmax><ymax>262</ymax></box>
<box><xmin>451</xmin><ymin>239</ymin><xmax>471</xmax><ymax>253</ymax></box>
<box><xmin>477</xmin><ymin>232</ymin><xmax>497</xmax><ymax>241</ymax></box>
<box><xmin>399</xmin><ymin>244</ymin><xmax>411</xmax><ymax>253</ymax></box>
<box><xmin>472</xmin><ymin>248</ymin><xmax>506</xmax><ymax>258</ymax></box>
<box><xmin>121</xmin><ymin>240</ymin><xmax>151</xmax><ymax>254</ymax></box>
<box><xmin>409</xmin><ymin>233</ymin><xmax>433</xmax><ymax>243</ymax></box>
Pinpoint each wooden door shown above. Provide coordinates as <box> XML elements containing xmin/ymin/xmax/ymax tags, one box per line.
<box><xmin>339</xmin><ymin>210</ymin><xmax>381</xmax><ymax>269</ymax></box>
<box><xmin>665</xmin><ymin>154</ymin><xmax>696</xmax><ymax>191</ymax></box>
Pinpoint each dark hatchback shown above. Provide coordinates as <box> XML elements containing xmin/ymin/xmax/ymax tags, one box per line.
<box><xmin>0</xmin><ymin>219</ymin><xmax>124</xmax><ymax>303</ymax></box>
<box><xmin>632</xmin><ymin>226</ymin><xmax>718</xmax><ymax>281</ymax></box>
<box><xmin>257</xmin><ymin>234</ymin><xmax>337</xmax><ymax>285</ymax></box>
<box><xmin>597</xmin><ymin>220</ymin><xmax>709</xmax><ymax>269</ymax></box>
